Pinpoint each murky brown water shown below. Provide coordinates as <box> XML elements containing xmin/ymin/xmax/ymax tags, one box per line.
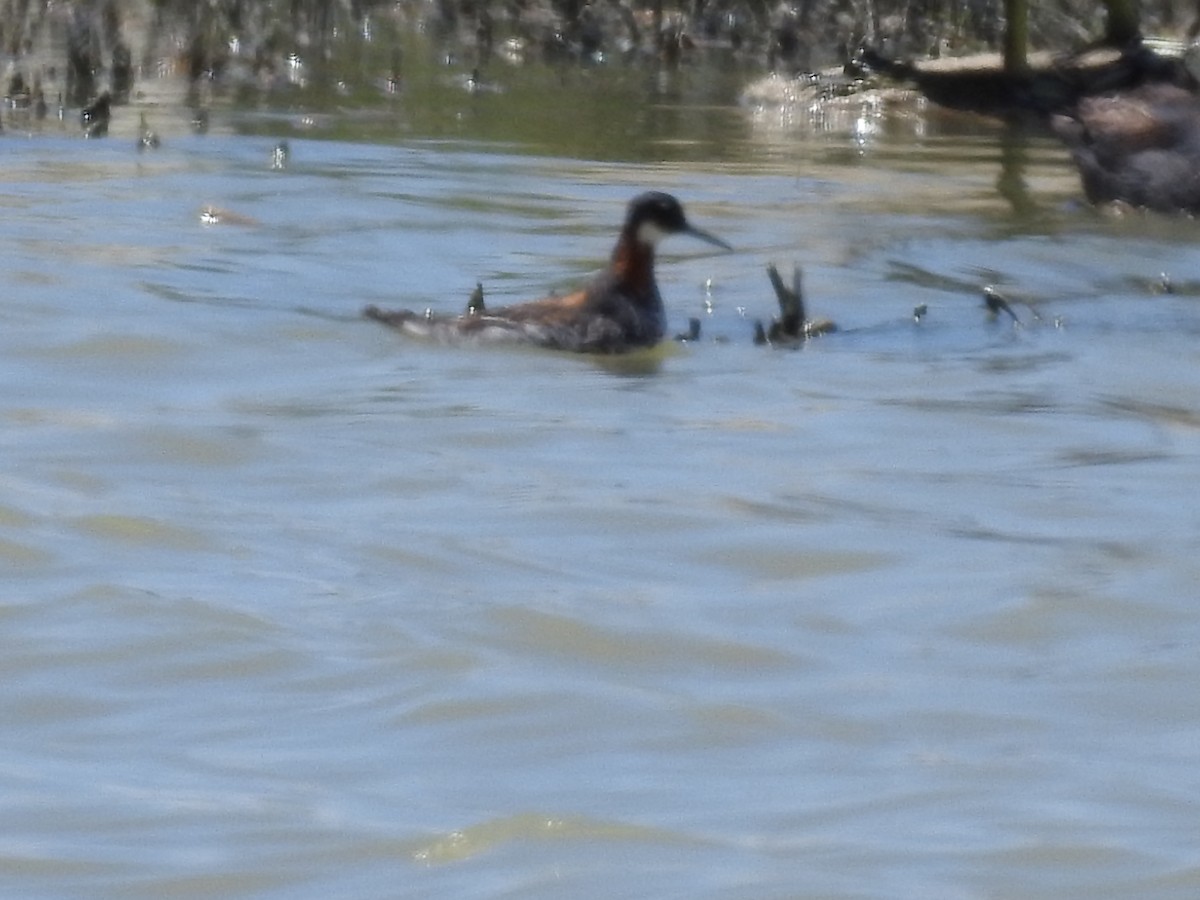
<box><xmin>3</xmin><ymin>44</ymin><xmax>1200</xmax><ymax>899</ymax></box>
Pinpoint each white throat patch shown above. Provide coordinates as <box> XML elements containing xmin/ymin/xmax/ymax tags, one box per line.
<box><xmin>636</xmin><ymin>220</ymin><xmax>668</xmax><ymax>246</ymax></box>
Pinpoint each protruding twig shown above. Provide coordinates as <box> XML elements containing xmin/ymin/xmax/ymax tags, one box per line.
<box><xmin>137</xmin><ymin>112</ymin><xmax>160</xmax><ymax>151</ymax></box>
<box><xmin>983</xmin><ymin>285</ymin><xmax>1020</xmax><ymax>323</ymax></box>
<box><xmin>467</xmin><ymin>282</ymin><xmax>485</xmax><ymax>314</ymax></box>
<box><xmin>766</xmin><ymin>263</ymin><xmax>806</xmax><ymax>335</ymax></box>
<box><xmin>760</xmin><ymin>264</ymin><xmax>837</xmax><ymax>346</ymax></box>
<box><xmin>674</xmin><ymin>317</ymin><xmax>701</xmax><ymax>342</ymax></box>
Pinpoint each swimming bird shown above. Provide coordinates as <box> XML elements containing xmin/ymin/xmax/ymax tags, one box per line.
<box><xmin>1052</xmin><ymin>83</ymin><xmax>1200</xmax><ymax>214</ymax></box>
<box><xmin>365</xmin><ymin>192</ymin><xmax>731</xmax><ymax>353</ymax></box>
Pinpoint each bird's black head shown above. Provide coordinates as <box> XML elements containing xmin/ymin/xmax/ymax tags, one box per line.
<box><xmin>624</xmin><ymin>192</ymin><xmax>732</xmax><ymax>251</ymax></box>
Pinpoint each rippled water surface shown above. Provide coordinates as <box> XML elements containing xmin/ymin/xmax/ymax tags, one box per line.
<box><xmin>3</xmin><ymin>65</ymin><xmax>1200</xmax><ymax>899</ymax></box>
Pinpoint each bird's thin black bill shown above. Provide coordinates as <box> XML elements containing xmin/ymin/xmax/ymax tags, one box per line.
<box><xmin>686</xmin><ymin>226</ymin><xmax>733</xmax><ymax>251</ymax></box>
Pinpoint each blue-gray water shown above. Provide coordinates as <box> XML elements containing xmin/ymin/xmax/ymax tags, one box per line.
<box><xmin>3</xmin><ymin>81</ymin><xmax>1200</xmax><ymax>899</ymax></box>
